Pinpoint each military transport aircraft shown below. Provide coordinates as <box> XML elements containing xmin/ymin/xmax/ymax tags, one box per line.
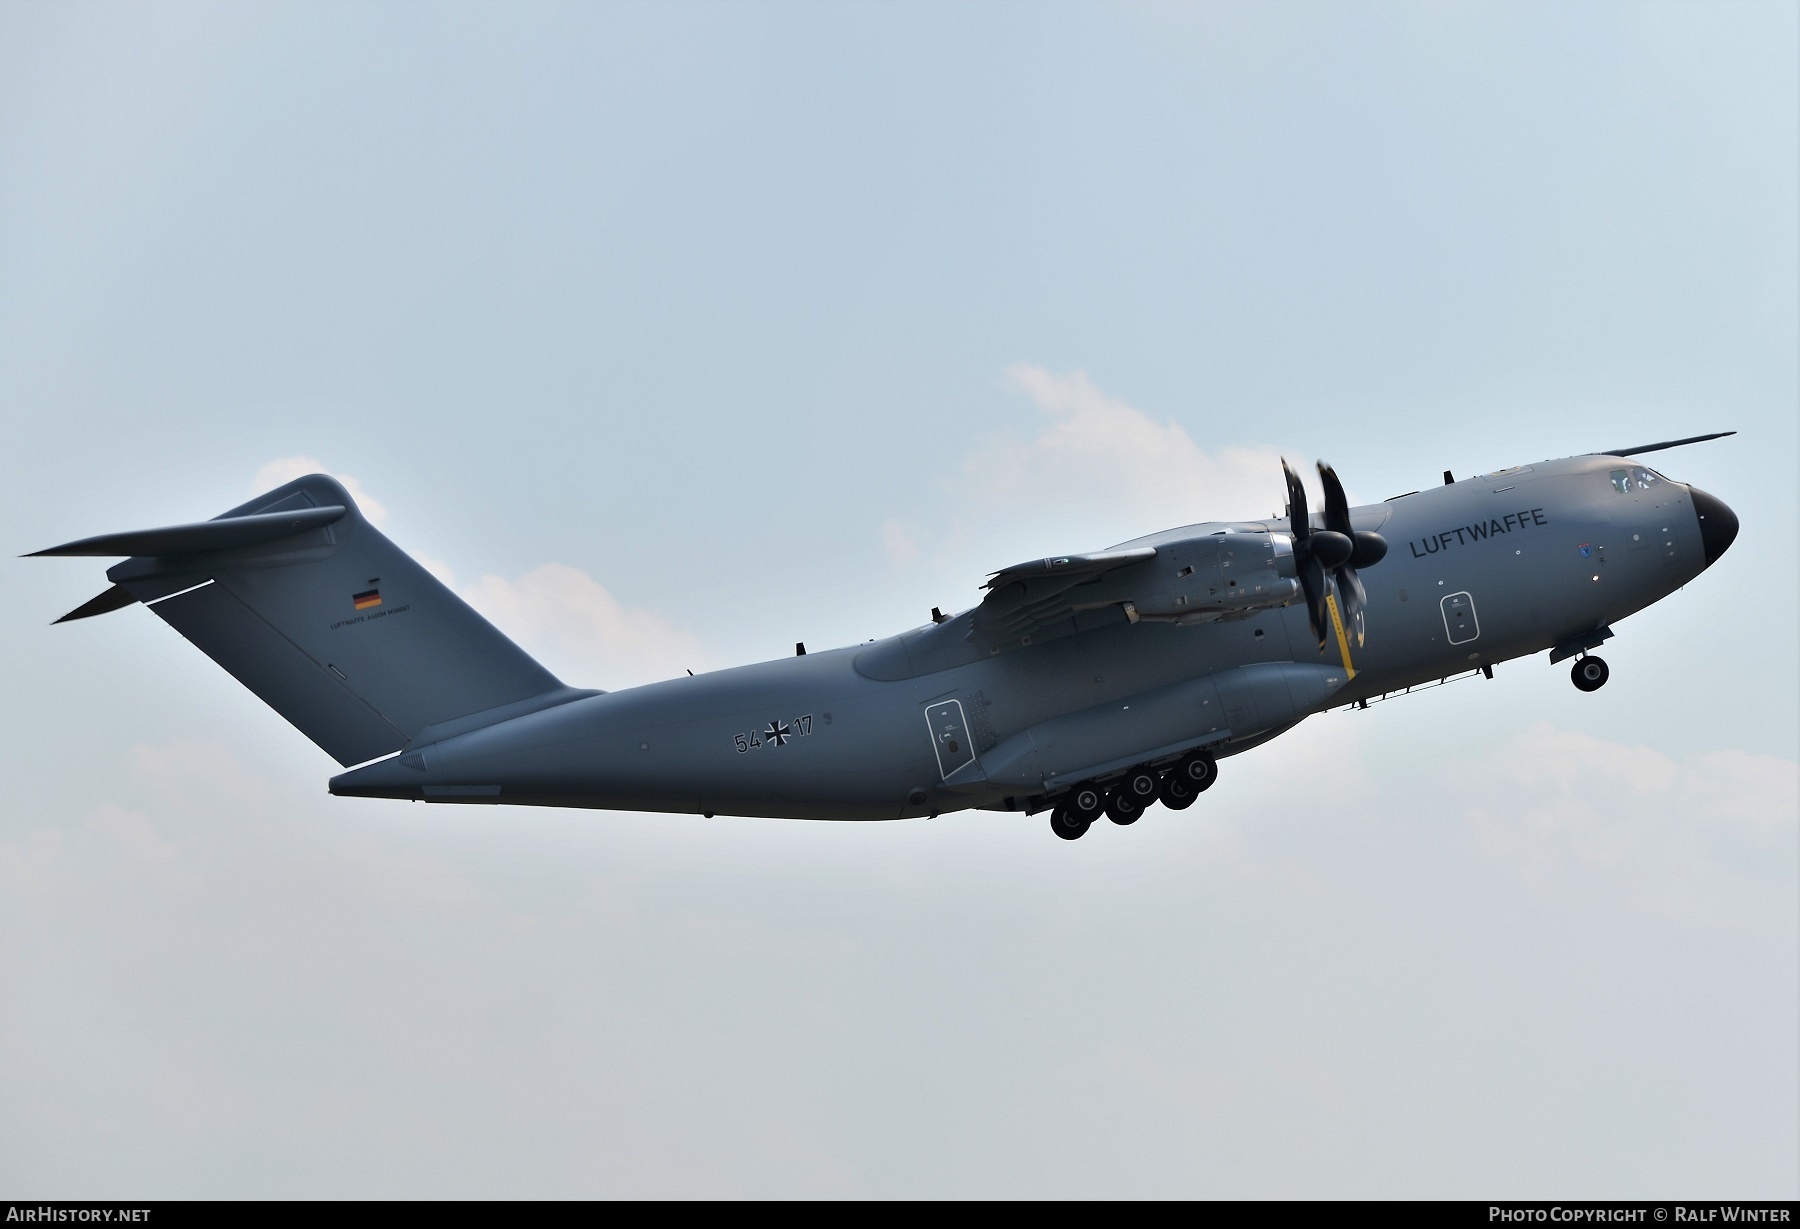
<box><xmin>32</xmin><ymin>434</ymin><xmax>1737</xmax><ymax>840</ymax></box>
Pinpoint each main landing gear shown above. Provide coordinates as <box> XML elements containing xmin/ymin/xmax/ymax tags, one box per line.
<box><xmin>1571</xmin><ymin>655</ymin><xmax>1610</xmax><ymax>693</ymax></box>
<box><xmin>1048</xmin><ymin>750</ymin><xmax>1217</xmax><ymax>840</ymax></box>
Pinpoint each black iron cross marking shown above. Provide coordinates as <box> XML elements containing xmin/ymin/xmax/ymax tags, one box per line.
<box><xmin>764</xmin><ymin>720</ymin><xmax>791</xmax><ymax>747</ymax></box>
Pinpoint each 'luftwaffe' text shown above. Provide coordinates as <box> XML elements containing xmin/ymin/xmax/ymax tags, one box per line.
<box><xmin>1411</xmin><ymin>508</ymin><xmax>1548</xmax><ymax>558</ymax></box>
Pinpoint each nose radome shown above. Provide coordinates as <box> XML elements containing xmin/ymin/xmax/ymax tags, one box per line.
<box><xmin>1690</xmin><ymin>486</ymin><xmax>1738</xmax><ymax>565</ymax></box>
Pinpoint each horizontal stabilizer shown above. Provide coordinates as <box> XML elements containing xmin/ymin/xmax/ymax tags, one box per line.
<box><xmin>54</xmin><ymin>583</ymin><xmax>139</xmax><ymax>624</ymax></box>
<box><xmin>28</xmin><ymin>505</ymin><xmax>347</xmax><ymax>557</ymax></box>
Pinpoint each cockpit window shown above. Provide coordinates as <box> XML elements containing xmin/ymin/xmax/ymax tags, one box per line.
<box><xmin>1610</xmin><ymin>467</ymin><xmax>1663</xmax><ymax>493</ymax></box>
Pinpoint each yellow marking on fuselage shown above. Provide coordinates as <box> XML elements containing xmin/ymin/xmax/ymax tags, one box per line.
<box><xmin>1326</xmin><ymin>592</ymin><xmax>1356</xmax><ymax>680</ymax></box>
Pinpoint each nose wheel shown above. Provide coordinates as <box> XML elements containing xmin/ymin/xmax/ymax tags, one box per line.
<box><xmin>1571</xmin><ymin>655</ymin><xmax>1609</xmax><ymax>692</ymax></box>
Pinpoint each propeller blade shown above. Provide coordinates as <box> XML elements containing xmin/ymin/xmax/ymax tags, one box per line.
<box><xmin>1317</xmin><ymin>462</ymin><xmax>1352</xmax><ymax>538</ymax></box>
<box><xmin>1296</xmin><ymin>555</ymin><xmax>1328</xmax><ymax>649</ymax></box>
<box><xmin>1277</xmin><ymin>458</ymin><xmax>1383</xmax><ymax>651</ymax></box>
<box><xmin>1318</xmin><ymin>461</ymin><xmax>1390</xmax><ymax>567</ymax></box>
<box><xmin>1337</xmin><ymin>565</ymin><xmax>1368</xmax><ymax>648</ymax></box>
<box><xmin>1282</xmin><ymin>459</ymin><xmax>1310</xmax><ymax>542</ymax></box>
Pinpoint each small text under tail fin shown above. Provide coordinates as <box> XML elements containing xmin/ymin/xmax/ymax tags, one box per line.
<box><xmin>36</xmin><ymin>475</ymin><xmax>591</xmax><ymax>766</ymax></box>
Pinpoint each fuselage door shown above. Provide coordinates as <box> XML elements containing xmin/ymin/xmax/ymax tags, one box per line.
<box><xmin>1441</xmin><ymin>591</ymin><xmax>1479</xmax><ymax>645</ymax></box>
<box><xmin>924</xmin><ymin>699</ymin><xmax>977</xmax><ymax>780</ymax></box>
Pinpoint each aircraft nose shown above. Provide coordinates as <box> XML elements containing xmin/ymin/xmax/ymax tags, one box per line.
<box><xmin>1689</xmin><ymin>486</ymin><xmax>1738</xmax><ymax>565</ymax></box>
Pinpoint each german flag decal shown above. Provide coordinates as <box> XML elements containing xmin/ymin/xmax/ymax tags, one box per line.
<box><xmin>352</xmin><ymin>589</ymin><xmax>382</xmax><ymax>611</ymax></box>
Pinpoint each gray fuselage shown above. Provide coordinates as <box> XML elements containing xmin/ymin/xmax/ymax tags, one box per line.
<box><xmin>330</xmin><ymin>452</ymin><xmax>1728</xmax><ymax>820</ymax></box>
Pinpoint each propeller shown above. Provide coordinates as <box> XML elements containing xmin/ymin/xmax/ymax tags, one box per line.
<box><xmin>1281</xmin><ymin>459</ymin><xmax>1389</xmax><ymax>651</ymax></box>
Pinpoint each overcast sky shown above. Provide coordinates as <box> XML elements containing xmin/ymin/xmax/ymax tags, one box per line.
<box><xmin>2</xmin><ymin>0</ymin><xmax>1795</xmax><ymax>1198</ymax></box>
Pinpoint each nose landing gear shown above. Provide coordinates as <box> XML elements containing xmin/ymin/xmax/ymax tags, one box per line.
<box><xmin>1571</xmin><ymin>655</ymin><xmax>1610</xmax><ymax>692</ymax></box>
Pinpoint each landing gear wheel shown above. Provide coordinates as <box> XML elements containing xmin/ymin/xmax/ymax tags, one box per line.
<box><xmin>1177</xmin><ymin>751</ymin><xmax>1218</xmax><ymax>793</ymax></box>
<box><xmin>1158</xmin><ymin>772</ymin><xmax>1197</xmax><ymax>811</ymax></box>
<box><xmin>1105</xmin><ymin>790</ymin><xmax>1144</xmax><ymax>826</ymax></box>
<box><xmin>1065</xmin><ymin>781</ymin><xmax>1105</xmax><ymax>824</ymax></box>
<box><xmin>1121</xmin><ymin>766</ymin><xmax>1159</xmax><ymax>806</ymax></box>
<box><xmin>1050</xmin><ymin>805</ymin><xmax>1089</xmax><ymax>841</ymax></box>
<box><xmin>1571</xmin><ymin>655</ymin><xmax>1610</xmax><ymax>692</ymax></box>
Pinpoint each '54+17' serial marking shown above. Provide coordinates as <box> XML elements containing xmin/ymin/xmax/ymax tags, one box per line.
<box><xmin>735</xmin><ymin>714</ymin><xmax>813</xmax><ymax>753</ymax></box>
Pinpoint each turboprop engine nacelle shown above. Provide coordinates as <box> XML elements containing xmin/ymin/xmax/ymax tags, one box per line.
<box><xmin>1121</xmin><ymin>529</ymin><xmax>1304</xmax><ymax>626</ymax></box>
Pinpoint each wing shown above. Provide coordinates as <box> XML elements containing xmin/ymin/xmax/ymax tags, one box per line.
<box><xmin>970</xmin><ymin>548</ymin><xmax>1156</xmax><ymax>645</ymax></box>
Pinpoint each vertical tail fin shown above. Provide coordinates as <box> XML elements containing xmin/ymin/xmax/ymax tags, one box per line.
<box><xmin>34</xmin><ymin>475</ymin><xmax>592</xmax><ymax>766</ymax></box>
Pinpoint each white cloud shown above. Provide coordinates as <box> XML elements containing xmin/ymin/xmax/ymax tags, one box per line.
<box><xmin>0</xmin><ymin>741</ymin><xmax>259</xmax><ymax>896</ymax></box>
<box><xmin>879</xmin><ymin>518</ymin><xmax>919</xmax><ymax>565</ymax></box>
<box><xmin>927</xmin><ymin>366</ymin><xmax>1301</xmax><ymax>563</ymax></box>
<box><xmin>461</xmin><ymin>563</ymin><xmax>708</xmax><ymax>691</ymax></box>
<box><xmin>1455</xmin><ymin>722</ymin><xmax>1798</xmax><ymax>926</ymax></box>
<box><xmin>415</xmin><ymin>553</ymin><xmax>459</xmax><ymax>588</ymax></box>
<box><xmin>252</xmin><ymin>455</ymin><xmax>390</xmax><ymax>527</ymax></box>
<box><xmin>879</xmin><ymin>364</ymin><xmax>1311</xmax><ymax>590</ymax></box>
<box><xmin>1002</xmin><ymin>364</ymin><xmax>1293</xmax><ymax>522</ymax></box>
<box><xmin>0</xmin><ymin>828</ymin><xmax>63</xmax><ymax>898</ymax></box>
<box><xmin>122</xmin><ymin>737</ymin><xmax>271</xmax><ymax>822</ymax></box>
<box><xmin>1685</xmin><ymin>749</ymin><xmax>1800</xmax><ymax>829</ymax></box>
<box><xmin>245</xmin><ymin>460</ymin><xmax>706</xmax><ymax>690</ymax></box>
<box><xmin>334</xmin><ymin>834</ymin><xmax>484</xmax><ymax>910</ymax></box>
<box><xmin>92</xmin><ymin>804</ymin><xmax>179</xmax><ymax>867</ymax></box>
<box><xmin>2</xmin><ymin>717</ymin><xmax>1790</xmax><ymax>1196</ymax></box>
